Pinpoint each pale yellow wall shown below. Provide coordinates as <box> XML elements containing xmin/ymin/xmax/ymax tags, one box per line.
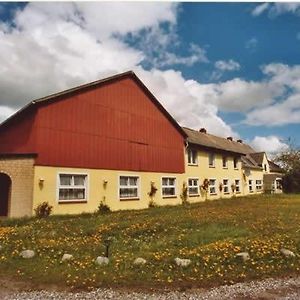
<box><xmin>243</xmin><ymin>168</ymin><xmax>264</xmax><ymax>194</ymax></box>
<box><xmin>185</xmin><ymin>148</ymin><xmax>244</xmax><ymax>200</ymax></box>
<box><xmin>33</xmin><ymin>166</ymin><xmax>190</xmax><ymax>215</ymax></box>
<box><xmin>261</xmin><ymin>153</ymin><xmax>270</xmax><ymax>174</ymax></box>
<box><xmin>32</xmin><ymin>147</ymin><xmax>268</xmax><ymax>216</ymax></box>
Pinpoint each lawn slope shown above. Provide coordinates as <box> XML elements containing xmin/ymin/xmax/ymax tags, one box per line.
<box><xmin>0</xmin><ymin>194</ymin><xmax>300</xmax><ymax>290</ymax></box>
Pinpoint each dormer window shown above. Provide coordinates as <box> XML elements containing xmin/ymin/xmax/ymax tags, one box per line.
<box><xmin>187</xmin><ymin>148</ymin><xmax>198</xmax><ymax>165</ymax></box>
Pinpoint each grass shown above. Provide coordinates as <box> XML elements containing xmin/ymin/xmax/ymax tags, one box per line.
<box><xmin>0</xmin><ymin>194</ymin><xmax>300</xmax><ymax>290</ymax></box>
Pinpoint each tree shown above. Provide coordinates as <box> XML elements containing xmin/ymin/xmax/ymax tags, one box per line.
<box><xmin>273</xmin><ymin>140</ymin><xmax>300</xmax><ymax>193</ymax></box>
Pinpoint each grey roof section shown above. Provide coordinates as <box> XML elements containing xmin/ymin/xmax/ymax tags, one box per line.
<box><xmin>268</xmin><ymin>160</ymin><xmax>284</xmax><ymax>173</ymax></box>
<box><xmin>183</xmin><ymin>127</ymin><xmax>255</xmax><ymax>155</ymax></box>
<box><xmin>241</xmin><ymin>155</ymin><xmax>263</xmax><ymax>170</ymax></box>
<box><xmin>249</xmin><ymin>152</ymin><xmax>265</xmax><ymax>165</ymax></box>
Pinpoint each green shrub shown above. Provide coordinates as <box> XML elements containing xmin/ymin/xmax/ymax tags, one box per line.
<box><xmin>97</xmin><ymin>200</ymin><xmax>111</xmax><ymax>214</ymax></box>
<box><xmin>34</xmin><ymin>202</ymin><xmax>53</xmax><ymax>218</ymax></box>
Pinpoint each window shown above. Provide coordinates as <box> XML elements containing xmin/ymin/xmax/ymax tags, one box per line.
<box><xmin>264</xmin><ymin>164</ymin><xmax>267</xmax><ymax>172</ymax></box>
<box><xmin>223</xmin><ymin>179</ymin><xmax>229</xmax><ymax>194</ymax></box>
<box><xmin>233</xmin><ymin>157</ymin><xmax>238</xmax><ymax>169</ymax></box>
<box><xmin>248</xmin><ymin>180</ymin><xmax>253</xmax><ymax>193</ymax></box>
<box><xmin>119</xmin><ymin>176</ymin><xmax>139</xmax><ymax>199</ymax></box>
<box><xmin>58</xmin><ymin>174</ymin><xmax>87</xmax><ymax>202</ymax></box>
<box><xmin>188</xmin><ymin>178</ymin><xmax>199</xmax><ymax>196</ymax></box>
<box><xmin>222</xmin><ymin>156</ymin><xmax>228</xmax><ymax>168</ymax></box>
<box><xmin>162</xmin><ymin>177</ymin><xmax>176</xmax><ymax>197</ymax></box>
<box><xmin>235</xmin><ymin>179</ymin><xmax>241</xmax><ymax>193</ymax></box>
<box><xmin>209</xmin><ymin>179</ymin><xmax>217</xmax><ymax>195</ymax></box>
<box><xmin>187</xmin><ymin>148</ymin><xmax>198</xmax><ymax>165</ymax></box>
<box><xmin>256</xmin><ymin>180</ymin><xmax>263</xmax><ymax>191</ymax></box>
<box><xmin>209</xmin><ymin>153</ymin><xmax>215</xmax><ymax>167</ymax></box>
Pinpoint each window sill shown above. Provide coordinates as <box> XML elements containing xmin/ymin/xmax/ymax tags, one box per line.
<box><xmin>188</xmin><ymin>194</ymin><xmax>200</xmax><ymax>197</ymax></box>
<box><xmin>188</xmin><ymin>163</ymin><xmax>198</xmax><ymax>167</ymax></box>
<box><xmin>222</xmin><ymin>167</ymin><xmax>228</xmax><ymax>169</ymax></box>
<box><xmin>120</xmin><ymin>198</ymin><xmax>140</xmax><ymax>201</ymax></box>
<box><xmin>209</xmin><ymin>193</ymin><xmax>217</xmax><ymax>196</ymax></box>
<box><xmin>209</xmin><ymin>166</ymin><xmax>215</xmax><ymax>168</ymax></box>
<box><xmin>234</xmin><ymin>168</ymin><xmax>239</xmax><ymax>170</ymax></box>
<box><xmin>163</xmin><ymin>195</ymin><xmax>177</xmax><ymax>199</ymax></box>
<box><xmin>58</xmin><ymin>200</ymin><xmax>87</xmax><ymax>204</ymax></box>
<box><xmin>224</xmin><ymin>192</ymin><xmax>230</xmax><ymax>195</ymax></box>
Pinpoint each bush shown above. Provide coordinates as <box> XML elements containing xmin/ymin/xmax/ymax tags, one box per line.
<box><xmin>34</xmin><ymin>202</ymin><xmax>53</xmax><ymax>218</ymax></box>
<box><xmin>97</xmin><ymin>200</ymin><xmax>111</xmax><ymax>214</ymax></box>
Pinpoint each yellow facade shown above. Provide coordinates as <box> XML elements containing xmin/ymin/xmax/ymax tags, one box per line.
<box><xmin>32</xmin><ymin>146</ymin><xmax>273</xmax><ymax>215</ymax></box>
<box><xmin>33</xmin><ymin>166</ymin><xmax>189</xmax><ymax>215</ymax></box>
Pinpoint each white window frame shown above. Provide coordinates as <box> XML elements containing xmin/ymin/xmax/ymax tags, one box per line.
<box><xmin>256</xmin><ymin>179</ymin><xmax>263</xmax><ymax>191</ymax></box>
<box><xmin>223</xmin><ymin>179</ymin><xmax>230</xmax><ymax>194</ymax></box>
<box><xmin>208</xmin><ymin>153</ymin><xmax>215</xmax><ymax>168</ymax></box>
<box><xmin>118</xmin><ymin>175</ymin><xmax>140</xmax><ymax>200</ymax></box>
<box><xmin>209</xmin><ymin>178</ymin><xmax>217</xmax><ymax>195</ymax></box>
<box><xmin>161</xmin><ymin>176</ymin><xmax>177</xmax><ymax>198</ymax></box>
<box><xmin>188</xmin><ymin>178</ymin><xmax>199</xmax><ymax>196</ymax></box>
<box><xmin>57</xmin><ymin>172</ymin><xmax>89</xmax><ymax>203</ymax></box>
<box><xmin>235</xmin><ymin>179</ymin><xmax>241</xmax><ymax>193</ymax></box>
<box><xmin>222</xmin><ymin>156</ymin><xmax>228</xmax><ymax>169</ymax></box>
<box><xmin>248</xmin><ymin>180</ymin><xmax>253</xmax><ymax>193</ymax></box>
<box><xmin>187</xmin><ymin>148</ymin><xmax>198</xmax><ymax>166</ymax></box>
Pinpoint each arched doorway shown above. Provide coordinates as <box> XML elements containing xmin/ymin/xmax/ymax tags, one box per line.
<box><xmin>0</xmin><ymin>173</ymin><xmax>11</xmax><ymax>216</ymax></box>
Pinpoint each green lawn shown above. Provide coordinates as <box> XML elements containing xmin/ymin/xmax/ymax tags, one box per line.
<box><xmin>0</xmin><ymin>194</ymin><xmax>300</xmax><ymax>290</ymax></box>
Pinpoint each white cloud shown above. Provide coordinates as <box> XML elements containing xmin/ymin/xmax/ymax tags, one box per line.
<box><xmin>251</xmin><ymin>3</ymin><xmax>270</xmax><ymax>17</ymax></box>
<box><xmin>0</xmin><ymin>2</ymin><xmax>236</xmax><ymax>139</ymax></box>
<box><xmin>245</xmin><ymin>37</ymin><xmax>258</xmax><ymax>51</ymax></box>
<box><xmin>136</xmin><ymin>67</ymin><xmax>236</xmax><ymax>138</ymax></box>
<box><xmin>211</xmin><ymin>59</ymin><xmax>240</xmax><ymax>80</ymax></box>
<box><xmin>215</xmin><ymin>59</ymin><xmax>240</xmax><ymax>71</ymax></box>
<box><xmin>0</xmin><ymin>106</ymin><xmax>15</xmax><ymax>123</ymax></box>
<box><xmin>252</xmin><ymin>3</ymin><xmax>300</xmax><ymax>17</ymax></box>
<box><xmin>250</xmin><ymin>135</ymin><xmax>289</xmax><ymax>155</ymax></box>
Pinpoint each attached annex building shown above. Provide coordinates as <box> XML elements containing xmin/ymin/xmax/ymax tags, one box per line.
<box><xmin>0</xmin><ymin>71</ymin><xmax>283</xmax><ymax>217</ymax></box>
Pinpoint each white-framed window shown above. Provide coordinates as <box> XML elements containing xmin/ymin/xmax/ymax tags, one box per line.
<box><xmin>187</xmin><ymin>148</ymin><xmax>198</xmax><ymax>165</ymax></box>
<box><xmin>222</xmin><ymin>156</ymin><xmax>228</xmax><ymax>168</ymax></box>
<box><xmin>58</xmin><ymin>173</ymin><xmax>88</xmax><ymax>202</ymax></box>
<box><xmin>249</xmin><ymin>180</ymin><xmax>253</xmax><ymax>193</ymax></box>
<box><xmin>209</xmin><ymin>179</ymin><xmax>217</xmax><ymax>195</ymax></box>
<box><xmin>235</xmin><ymin>179</ymin><xmax>241</xmax><ymax>193</ymax></box>
<box><xmin>256</xmin><ymin>180</ymin><xmax>263</xmax><ymax>191</ymax></box>
<box><xmin>233</xmin><ymin>157</ymin><xmax>239</xmax><ymax>169</ymax></box>
<box><xmin>209</xmin><ymin>153</ymin><xmax>215</xmax><ymax>167</ymax></box>
<box><xmin>188</xmin><ymin>178</ymin><xmax>199</xmax><ymax>196</ymax></box>
<box><xmin>119</xmin><ymin>176</ymin><xmax>140</xmax><ymax>199</ymax></box>
<box><xmin>162</xmin><ymin>177</ymin><xmax>176</xmax><ymax>197</ymax></box>
<box><xmin>223</xmin><ymin>179</ymin><xmax>230</xmax><ymax>194</ymax></box>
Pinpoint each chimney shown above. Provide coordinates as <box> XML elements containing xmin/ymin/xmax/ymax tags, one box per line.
<box><xmin>227</xmin><ymin>137</ymin><xmax>233</xmax><ymax>141</ymax></box>
<box><xmin>237</xmin><ymin>139</ymin><xmax>243</xmax><ymax>143</ymax></box>
<box><xmin>199</xmin><ymin>128</ymin><xmax>207</xmax><ymax>134</ymax></box>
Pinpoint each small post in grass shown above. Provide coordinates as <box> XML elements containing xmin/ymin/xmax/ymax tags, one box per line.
<box><xmin>104</xmin><ymin>236</ymin><xmax>113</xmax><ymax>258</ymax></box>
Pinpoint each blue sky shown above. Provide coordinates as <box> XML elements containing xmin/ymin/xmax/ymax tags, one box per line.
<box><xmin>0</xmin><ymin>2</ymin><xmax>299</xmax><ymax>153</ymax></box>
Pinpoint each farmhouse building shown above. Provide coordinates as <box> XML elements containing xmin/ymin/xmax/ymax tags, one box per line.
<box><xmin>0</xmin><ymin>71</ymin><xmax>283</xmax><ymax>217</ymax></box>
